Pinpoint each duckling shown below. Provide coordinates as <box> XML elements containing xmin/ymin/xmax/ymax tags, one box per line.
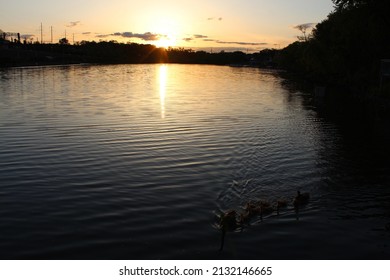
<box><xmin>239</xmin><ymin>201</ymin><xmax>260</xmax><ymax>225</ymax></box>
<box><xmin>239</xmin><ymin>210</ymin><xmax>251</xmax><ymax>226</ymax></box>
<box><xmin>219</xmin><ymin>210</ymin><xmax>238</xmax><ymax>231</ymax></box>
<box><xmin>293</xmin><ymin>191</ymin><xmax>310</xmax><ymax>208</ymax></box>
<box><xmin>219</xmin><ymin>210</ymin><xmax>238</xmax><ymax>251</ymax></box>
<box><xmin>276</xmin><ymin>199</ymin><xmax>289</xmax><ymax>215</ymax></box>
<box><xmin>259</xmin><ymin>201</ymin><xmax>274</xmax><ymax>220</ymax></box>
<box><xmin>243</xmin><ymin>201</ymin><xmax>262</xmax><ymax>216</ymax></box>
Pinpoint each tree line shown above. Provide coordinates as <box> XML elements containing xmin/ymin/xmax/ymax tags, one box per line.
<box><xmin>1</xmin><ymin>38</ymin><xmax>273</xmax><ymax>67</ymax></box>
<box><xmin>276</xmin><ymin>0</ymin><xmax>390</xmax><ymax>93</ymax></box>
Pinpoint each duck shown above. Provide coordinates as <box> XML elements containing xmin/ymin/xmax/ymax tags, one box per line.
<box><xmin>293</xmin><ymin>191</ymin><xmax>310</xmax><ymax>208</ymax></box>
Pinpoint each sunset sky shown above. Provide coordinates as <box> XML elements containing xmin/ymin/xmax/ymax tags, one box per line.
<box><xmin>1</xmin><ymin>0</ymin><xmax>334</xmax><ymax>51</ymax></box>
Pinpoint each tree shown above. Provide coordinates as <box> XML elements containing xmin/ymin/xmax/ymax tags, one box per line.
<box><xmin>294</xmin><ymin>23</ymin><xmax>315</xmax><ymax>41</ymax></box>
<box><xmin>59</xmin><ymin>37</ymin><xmax>69</xmax><ymax>45</ymax></box>
<box><xmin>332</xmin><ymin>0</ymin><xmax>371</xmax><ymax>11</ymax></box>
<box><xmin>0</xmin><ymin>29</ymin><xmax>5</xmax><ymax>40</ymax></box>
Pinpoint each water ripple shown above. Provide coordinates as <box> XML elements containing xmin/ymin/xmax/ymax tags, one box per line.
<box><xmin>1</xmin><ymin>64</ymin><xmax>389</xmax><ymax>259</ymax></box>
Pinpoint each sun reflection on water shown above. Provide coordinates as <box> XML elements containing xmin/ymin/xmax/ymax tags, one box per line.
<box><xmin>159</xmin><ymin>65</ymin><xmax>167</xmax><ymax>119</ymax></box>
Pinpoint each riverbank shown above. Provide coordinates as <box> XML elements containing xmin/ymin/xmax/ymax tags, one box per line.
<box><xmin>0</xmin><ymin>46</ymin><xmax>89</xmax><ymax>67</ymax></box>
<box><xmin>1</xmin><ymin>42</ymin><xmax>259</xmax><ymax>67</ymax></box>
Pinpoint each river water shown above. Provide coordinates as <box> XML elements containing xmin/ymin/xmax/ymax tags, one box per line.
<box><xmin>0</xmin><ymin>64</ymin><xmax>389</xmax><ymax>259</ymax></box>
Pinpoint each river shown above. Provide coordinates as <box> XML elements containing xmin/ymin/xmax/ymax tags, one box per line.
<box><xmin>0</xmin><ymin>64</ymin><xmax>389</xmax><ymax>259</ymax></box>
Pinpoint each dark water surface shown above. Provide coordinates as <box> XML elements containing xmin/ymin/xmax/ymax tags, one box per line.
<box><xmin>1</xmin><ymin>64</ymin><xmax>389</xmax><ymax>259</ymax></box>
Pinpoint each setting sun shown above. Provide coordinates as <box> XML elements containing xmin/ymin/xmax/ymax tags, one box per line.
<box><xmin>154</xmin><ymin>35</ymin><xmax>177</xmax><ymax>48</ymax></box>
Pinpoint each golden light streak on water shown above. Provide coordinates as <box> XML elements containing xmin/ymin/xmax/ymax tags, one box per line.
<box><xmin>159</xmin><ymin>64</ymin><xmax>167</xmax><ymax>119</ymax></box>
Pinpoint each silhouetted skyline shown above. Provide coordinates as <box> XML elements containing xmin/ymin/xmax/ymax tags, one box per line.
<box><xmin>1</xmin><ymin>0</ymin><xmax>333</xmax><ymax>51</ymax></box>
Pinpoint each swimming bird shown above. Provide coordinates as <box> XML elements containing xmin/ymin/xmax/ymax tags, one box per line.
<box><xmin>249</xmin><ymin>200</ymin><xmax>274</xmax><ymax>220</ymax></box>
<box><xmin>276</xmin><ymin>199</ymin><xmax>289</xmax><ymax>215</ymax></box>
<box><xmin>259</xmin><ymin>200</ymin><xmax>274</xmax><ymax>218</ymax></box>
<box><xmin>239</xmin><ymin>200</ymin><xmax>273</xmax><ymax>224</ymax></box>
<box><xmin>219</xmin><ymin>210</ymin><xmax>238</xmax><ymax>232</ymax></box>
<box><xmin>293</xmin><ymin>191</ymin><xmax>310</xmax><ymax>208</ymax></box>
<box><xmin>219</xmin><ymin>209</ymin><xmax>238</xmax><ymax>251</ymax></box>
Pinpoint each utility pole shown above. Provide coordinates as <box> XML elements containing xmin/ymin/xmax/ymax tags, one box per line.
<box><xmin>73</xmin><ymin>33</ymin><xmax>75</xmax><ymax>45</ymax></box>
<box><xmin>40</xmin><ymin>22</ymin><xmax>43</xmax><ymax>44</ymax></box>
<box><xmin>51</xmin><ymin>26</ymin><xmax>53</xmax><ymax>43</ymax></box>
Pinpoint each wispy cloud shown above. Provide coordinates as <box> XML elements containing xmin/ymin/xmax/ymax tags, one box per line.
<box><xmin>293</xmin><ymin>23</ymin><xmax>316</xmax><ymax>30</ymax></box>
<box><xmin>66</xmin><ymin>21</ymin><xmax>81</xmax><ymax>28</ymax></box>
<box><xmin>20</xmin><ymin>34</ymin><xmax>35</xmax><ymax>40</ymax></box>
<box><xmin>215</xmin><ymin>40</ymin><xmax>267</xmax><ymax>46</ymax></box>
<box><xmin>113</xmin><ymin>32</ymin><xmax>164</xmax><ymax>41</ymax></box>
<box><xmin>194</xmin><ymin>34</ymin><xmax>208</xmax><ymax>39</ymax></box>
<box><xmin>95</xmin><ymin>34</ymin><xmax>110</xmax><ymax>38</ymax></box>
<box><xmin>95</xmin><ymin>31</ymin><xmax>165</xmax><ymax>41</ymax></box>
<box><xmin>82</xmin><ymin>32</ymin><xmax>91</xmax><ymax>35</ymax></box>
<box><xmin>201</xmin><ymin>38</ymin><xmax>266</xmax><ymax>46</ymax></box>
<box><xmin>207</xmin><ymin>17</ymin><xmax>223</xmax><ymax>21</ymax></box>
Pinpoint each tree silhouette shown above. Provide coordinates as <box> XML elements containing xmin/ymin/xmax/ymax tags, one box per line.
<box><xmin>294</xmin><ymin>23</ymin><xmax>315</xmax><ymax>41</ymax></box>
<box><xmin>59</xmin><ymin>37</ymin><xmax>69</xmax><ymax>45</ymax></box>
<box><xmin>332</xmin><ymin>0</ymin><xmax>369</xmax><ymax>11</ymax></box>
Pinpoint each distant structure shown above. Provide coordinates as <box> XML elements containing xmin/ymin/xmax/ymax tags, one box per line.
<box><xmin>40</xmin><ymin>23</ymin><xmax>43</xmax><ymax>44</ymax></box>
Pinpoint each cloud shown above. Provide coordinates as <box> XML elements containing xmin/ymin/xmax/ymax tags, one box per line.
<box><xmin>82</xmin><ymin>32</ymin><xmax>91</xmax><ymax>35</ymax></box>
<box><xmin>293</xmin><ymin>23</ymin><xmax>316</xmax><ymax>30</ymax></box>
<box><xmin>95</xmin><ymin>31</ymin><xmax>165</xmax><ymax>41</ymax></box>
<box><xmin>113</xmin><ymin>32</ymin><xmax>163</xmax><ymax>41</ymax></box>
<box><xmin>207</xmin><ymin>17</ymin><xmax>223</xmax><ymax>21</ymax></box>
<box><xmin>215</xmin><ymin>40</ymin><xmax>268</xmax><ymax>46</ymax></box>
<box><xmin>67</xmin><ymin>21</ymin><xmax>81</xmax><ymax>28</ymax></box>
<box><xmin>199</xmin><ymin>36</ymin><xmax>266</xmax><ymax>46</ymax></box>
<box><xmin>194</xmin><ymin>34</ymin><xmax>208</xmax><ymax>39</ymax></box>
<box><xmin>95</xmin><ymin>34</ymin><xmax>110</xmax><ymax>38</ymax></box>
<box><xmin>181</xmin><ymin>34</ymin><xmax>209</xmax><ymax>42</ymax></box>
<box><xmin>20</xmin><ymin>34</ymin><xmax>35</xmax><ymax>40</ymax></box>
